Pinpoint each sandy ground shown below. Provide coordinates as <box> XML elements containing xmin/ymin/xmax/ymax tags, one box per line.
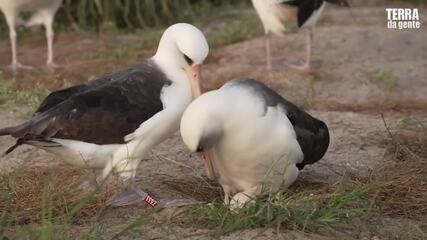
<box><xmin>0</xmin><ymin>2</ymin><xmax>426</xmax><ymax>239</ymax></box>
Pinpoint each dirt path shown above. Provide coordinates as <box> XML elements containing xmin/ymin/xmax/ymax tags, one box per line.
<box><xmin>0</xmin><ymin>4</ymin><xmax>426</xmax><ymax>239</ymax></box>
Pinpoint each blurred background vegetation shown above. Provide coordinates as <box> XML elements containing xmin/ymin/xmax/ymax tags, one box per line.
<box><xmin>0</xmin><ymin>0</ymin><xmax>423</xmax><ymax>34</ymax></box>
<box><xmin>0</xmin><ymin>0</ymin><xmax>249</xmax><ymax>33</ymax></box>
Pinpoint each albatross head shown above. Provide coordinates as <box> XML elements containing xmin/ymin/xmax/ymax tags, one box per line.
<box><xmin>154</xmin><ymin>23</ymin><xmax>209</xmax><ymax>99</ymax></box>
<box><xmin>180</xmin><ymin>92</ymin><xmax>224</xmax><ymax>179</ymax></box>
<box><xmin>180</xmin><ymin>92</ymin><xmax>224</xmax><ymax>152</ymax></box>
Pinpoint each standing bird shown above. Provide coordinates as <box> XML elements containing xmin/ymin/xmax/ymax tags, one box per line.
<box><xmin>180</xmin><ymin>78</ymin><xmax>329</xmax><ymax>209</ymax></box>
<box><xmin>0</xmin><ymin>0</ymin><xmax>63</xmax><ymax>71</ymax></box>
<box><xmin>0</xmin><ymin>23</ymin><xmax>209</xmax><ymax>207</ymax></box>
<box><xmin>251</xmin><ymin>0</ymin><xmax>349</xmax><ymax>72</ymax></box>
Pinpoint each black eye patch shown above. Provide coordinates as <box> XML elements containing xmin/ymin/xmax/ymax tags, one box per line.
<box><xmin>184</xmin><ymin>54</ymin><xmax>194</xmax><ymax>65</ymax></box>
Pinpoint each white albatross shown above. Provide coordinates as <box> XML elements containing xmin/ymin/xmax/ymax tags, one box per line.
<box><xmin>0</xmin><ymin>0</ymin><xmax>63</xmax><ymax>71</ymax></box>
<box><xmin>0</xmin><ymin>23</ymin><xmax>209</xmax><ymax>207</ymax></box>
<box><xmin>251</xmin><ymin>0</ymin><xmax>349</xmax><ymax>72</ymax></box>
<box><xmin>180</xmin><ymin>78</ymin><xmax>329</xmax><ymax>209</ymax></box>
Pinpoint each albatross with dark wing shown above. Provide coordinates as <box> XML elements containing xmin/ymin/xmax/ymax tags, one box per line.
<box><xmin>0</xmin><ymin>0</ymin><xmax>63</xmax><ymax>71</ymax></box>
<box><xmin>0</xmin><ymin>23</ymin><xmax>209</xmax><ymax>207</ymax></box>
<box><xmin>180</xmin><ymin>78</ymin><xmax>329</xmax><ymax>209</ymax></box>
<box><xmin>252</xmin><ymin>0</ymin><xmax>349</xmax><ymax>72</ymax></box>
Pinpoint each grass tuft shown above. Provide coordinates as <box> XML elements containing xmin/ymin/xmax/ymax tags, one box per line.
<box><xmin>399</xmin><ymin>116</ymin><xmax>427</xmax><ymax>130</ymax></box>
<box><xmin>374</xmin><ymin>69</ymin><xmax>398</xmax><ymax>90</ymax></box>
<box><xmin>208</xmin><ymin>13</ymin><xmax>263</xmax><ymax>48</ymax></box>
<box><xmin>170</xmin><ymin>179</ymin><xmax>378</xmax><ymax>238</ymax></box>
<box><xmin>373</xmin><ymin>127</ymin><xmax>427</xmax><ymax>219</ymax></box>
<box><xmin>0</xmin><ymin>77</ymin><xmax>48</xmax><ymax>116</ymax></box>
<box><xmin>0</xmin><ymin>166</ymin><xmax>122</xmax><ymax>239</ymax></box>
<box><xmin>0</xmin><ymin>166</ymin><xmax>117</xmax><ymax>226</ymax></box>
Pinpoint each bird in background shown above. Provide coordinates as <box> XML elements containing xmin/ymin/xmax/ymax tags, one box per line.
<box><xmin>251</xmin><ymin>0</ymin><xmax>350</xmax><ymax>72</ymax></box>
<box><xmin>0</xmin><ymin>0</ymin><xmax>63</xmax><ymax>72</ymax></box>
<box><xmin>0</xmin><ymin>23</ymin><xmax>209</xmax><ymax>207</ymax></box>
<box><xmin>180</xmin><ymin>78</ymin><xmax>329</xmax><ymax>209</ymax></box>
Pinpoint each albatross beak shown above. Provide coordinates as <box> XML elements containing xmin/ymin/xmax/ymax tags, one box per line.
<box><xmin>199</xmin><ymin>150</ymin><xmax>215</xmax><ymax>180</ymax></box>
<box><xmin>185</xmin><ymin>64</ymin><xmax>202</xmax><ymax>99</ymax></box>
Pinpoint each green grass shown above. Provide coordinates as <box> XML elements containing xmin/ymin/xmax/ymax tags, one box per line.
<box><xmin>135</xmin><ymin>29</ymin><xmax>165</xmax><ymax>50</ymax></box>
<box><xmin>0</xmin><ymin>171</ymin><xmax>98</xmax><ymax>239</ymax></box>
<box><xmin>0</xmin><ymin>162</ymin><xmax>424</xmax><ymax>239</ymax></box>
<box><xmin>0</xmin><ymin>77</ymin><xmax>48</xmax><ymax>117</ymax></box>
<box><xmin>208</xmin><ymin>13</ymin><xmax>263</xmax><ymax>48</ymax></box>
<box><xmin>128</xmin><ymin>12</ymin><xmax>263</xmax><ymax>52</ymax></box>
<box><xmin>0</xmin><ymin>165</ymin><xmax>382</xmax><ymax>239</ymax></box>
<box><xmin>0</xmin><ymin>167</ymin><xmax>157</xmax><ymax>240</ymax></box>
<box><xmin>0</xmin><ymin>0</ymin><xmax>251</xmax><ymax>41</ymax></box>
<box><xmin>399</xmin><ymin>116</ymin><xmax>427</xmax><ymax>130</ymax></box>
<box><xmin>373</xmin><ymin>69</ymin><xmax>398</xmax><ymax>90</ymax></box>
<box><xmin>27</xmin><ymin>0</ymin><xmax>248</xmax><ymax>32</ymax></box>
<box><xmin>169</xmin><ymin>180</ymin><xmax>380</xmax><ymax>238</ymax></box>
<box><xmin>79</xmin><ymin>11</ymin><xmax>263</xmax><ymax>63</ymax></box>
<box><xmin>109</xmin><ymin>29</ymin><xmax>163</xmax><ymax>58</ymax></box>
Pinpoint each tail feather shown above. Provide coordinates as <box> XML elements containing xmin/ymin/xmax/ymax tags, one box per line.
<box><xmin>1</xmin><ymin>115</ymin><xmax>61</xmax><ymax>155</ymax></box>
<box><xmin>0</xmin><ymin>122</ymin><xmax>33</xmax><ymax>138</ymax></box>
<box><xmin>0</xmin><ymin>123</ymin><xmax>31</xmax><ymax>155</ymax></box>
<box><xmin>295</xmin><ymin>120</ymin><xmax>330</xmax><ymax>170</ymax></box>
<box><xmin>4</xmin><ymin>139</ymin><xmax>24</xmax><ymax>155</ymax></box>
<box><xmin>0</xmin><ymin>126</ymin><xmax>14</xmax><ymax>136</ymax></box>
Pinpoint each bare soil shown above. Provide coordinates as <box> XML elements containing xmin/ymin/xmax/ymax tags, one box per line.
<box><xmin>0</xmin><ymin>3</ymin><xmax>426</xmax><ymax>239</ymax></box>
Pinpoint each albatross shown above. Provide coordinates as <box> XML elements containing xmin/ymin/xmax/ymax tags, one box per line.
<box><xmin>180</xmin><ymin>78</ymin><xmax>329</xmax><ymax>209</ymax></box>
<box><xmin>0</xmin><ymin>0</ymin><xmax>63</xmax><ymax>71</ymax></box>
<box><xmin>0</xmin><ymin>23</ymin><xmax>209</xmax><ymax>207</ymax></box>
<box><xmin>251</xmin><ymin>0</ymin><xmax>349</xmax><ymax>72</ymax></box>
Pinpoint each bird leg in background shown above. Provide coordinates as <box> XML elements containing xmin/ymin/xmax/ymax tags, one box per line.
<box><xmin>44</xmin><ymin>16</ymin><xmax>62</xmax><ymax>69</ymax></box>
<box><xmin>286</xmin><ymin>30</ymin><xmax>314</xmax><ymax>72</ymax></box>
<box><xmin>4</xmin><ymin>16</ymin><xmax>33</xmax><ymax>72</ymax></box>
<box><xmin>201</xmin><ymin>150</ymin><xmax>216</xmax><ymax>180</ymax></box>
<box><xmin>304</xmin><ymin>30</ymin><xmax>314</xmax><ymax>71</ymax></box>
<box><xmin>265</xmin><ymin>32</ymin><xmax>272</xmax><ymax>72</ymax></box>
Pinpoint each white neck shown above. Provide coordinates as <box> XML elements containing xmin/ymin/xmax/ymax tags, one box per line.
<box><xmin>151</xmin><ymin>33</ymin><xmax>189</xmax><ymax>86</ymax></box>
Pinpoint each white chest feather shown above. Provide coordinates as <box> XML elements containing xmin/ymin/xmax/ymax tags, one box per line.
<box><xmin>211</xmin><ymin>90</ymin><xmax>304</xmax><ymax>194</ymax></box>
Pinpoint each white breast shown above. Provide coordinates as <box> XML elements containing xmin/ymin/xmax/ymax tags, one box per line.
<box><xmin>212</xmin><ymin>88</ymin><xmax>304</xmax><ymax>194</ymax></box>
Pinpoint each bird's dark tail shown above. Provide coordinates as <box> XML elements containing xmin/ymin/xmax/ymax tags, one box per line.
<box><xmin>3</xmin><ymin>139</ymin><xmax>24</xmax><ymax>155</ymax></box>
<box><xmin>325</xmin><ymin>0</ymin><xmax>350</xmax><ymax>7</ymax></box>
<box><xmin>296</xmin><ymin>120</ymin><xmax>330</xmax><ymax>170</ymax></box>
<box><xmin>0</xmin><ymin>121</ymin><xmax>32</xmax><ymax>138</ymax></box>
<box><xmin>0</xmin><ymin>126</ymin><xmax>14</xmax><ymax>136</ymax></box>
<box><xmin>0</xmin><ymin>125</ymin><xmax>28</xmax><ymax>155</ymax></box>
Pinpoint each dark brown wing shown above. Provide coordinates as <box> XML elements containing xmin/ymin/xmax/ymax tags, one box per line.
<box><xmin>35</xmin><ymin>66</ymin><xmax>144</xmax><ymax>114</ymax></box>
<box><xmin>2</xmin><ymin>60</ymin><xmax>172</xmax><ymax>145</ymax></box>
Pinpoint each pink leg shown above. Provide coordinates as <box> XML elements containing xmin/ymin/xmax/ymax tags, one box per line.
<box><xmin>304</xmin><ymin>30</ymin><xmax>313</xmax><ymax>71</ymax></box>
<box><xmin>4</xmin><ymin>15</ymin><xmax>33</xmax><ymax>72</ymax></box>
<box><xmin>287</xmin><ymin>30</ymin><xmax>314</xmax><ymax>73</ymax></box>
<box><xmin>265</xmin><ymin>32</ymin><xmax>272</xmax><ymax>72</ymax></box>
<box><xmin>44</xmin><ymin>15</ymin><xmax>62</xmax><ymax>69</ymax></box>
